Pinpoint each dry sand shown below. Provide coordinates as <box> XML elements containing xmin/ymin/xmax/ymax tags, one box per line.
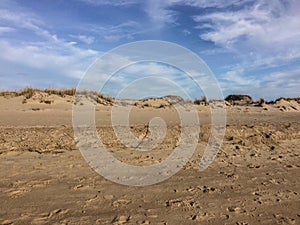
<box><xmin>0</xmin><ymin>91</ymin><xmax>299</xmax><ymax>225</ymax></box>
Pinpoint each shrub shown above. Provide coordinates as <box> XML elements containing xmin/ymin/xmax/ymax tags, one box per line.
<box><xmin>194</xmin><ymin>96</ymin><xmax>207</xmax><ymax>105</ymax></box>
<box><xmin>20</xmin><ymin>87</ymin><xmax>35</xmax><ymax>99</ymax></box>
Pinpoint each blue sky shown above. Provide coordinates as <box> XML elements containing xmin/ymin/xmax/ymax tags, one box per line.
<box><xmin>0</xmin><ymin>0</ymin><xmax>299</xmax><ymax>100</ymax></box>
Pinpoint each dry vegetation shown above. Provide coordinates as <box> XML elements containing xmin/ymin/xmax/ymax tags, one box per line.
<box><xmin>0</xmin><ymin>88</ymin><xmax>299</xmax><ymax>109</ymax></box>
<box><xmin>0</xmin><ymin>87</ymin><xmax>114</xmax><ymax>103</ymax></box>
<box><xmin>194</xmin><ymin>96</ymin><xmax>207</xmax><ymax>105</ymax></box>
<box><xmin>0</xmin><ymin>87</ymin><xmax>76</xmax><ymax>98</ymax></box>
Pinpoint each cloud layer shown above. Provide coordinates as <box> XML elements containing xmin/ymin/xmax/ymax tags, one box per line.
<box><xmin>0</xmin><ymin>0</ymin><xmax>299</xmax><ymax>99</ymax></box>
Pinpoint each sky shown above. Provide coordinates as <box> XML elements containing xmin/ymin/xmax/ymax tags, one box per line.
<box><xmin>0</xmin><ymin>0</ymin><xmax>300</xmax><ymax>100</ymax></box>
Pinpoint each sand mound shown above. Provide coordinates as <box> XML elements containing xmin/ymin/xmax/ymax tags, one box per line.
<box><xmin>275</xmin><ymin>98</ymin><xmax>300</xmax><ymax>111</ymax></box>
<box><xmin>74</xmin><ymin>93</ymin><xmax>113</xmax><ymax>106</ymax></box>
<box><xmin>133</xmin><ymin>96</ymin><xmax>185</xmax><ymax>109</ymax></box>
<box><xmin>22</xmin><ymin>91</ymin><xmax>56</xmax><ymax>104</ymax></box>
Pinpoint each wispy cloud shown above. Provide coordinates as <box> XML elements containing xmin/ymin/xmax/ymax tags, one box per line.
<box><xmin>0</xmin><ymin>0</ymin><xmax>299</xmax><ymax>99</ymax></box>
<box><xmin>170</xmin><ymin>0</ymin><xmax>253</xmax><ymax>8</ymax></box>
<box><xmin>78</xmin><ymin>0</ymin><xmax>139</xmax><ymax>6</ymax></box>
<box><xmin>0</xmin><ymin>26</ymin><xmax>15</xmax><ymax>34</ymax></box>
<box><xmin>260</xmin><ymin>67</ymin><xmax>300</xmax><ymax>98</ymax></box>
<box><xmin>103</xmin><ymin>35</ymin><xmax>122</xmax><ymax>42</ymax></box>
<box><xmin>142</xmin><ymin>0</ymin><xmax>254</xmax><ymax>26</ymax></box>
<box><xmin>193</xmin><ymin>0</ymin><xmax>300</xmax><ymax>66</ymax></box>
<box><xmin>69</xmin><ymin>34</ymin><xmax>95</xmax><ymax>45</ymax></box>
<box><xmin>0</xmin><ymin>1</ymin><xmax>99</xmax><ymax>88</ymax></box>
<box><xmin>86</xmin><ymin>21</ymin><xmax>141</xmax><ymax>42</ymax></box>
<box><xmin>144</xmin><ymin>0</ymin><xmax>177</xmax><ymax>26</ymax></box>
<box><xmin>220</xmin><ymin>66</ymin><xmax>300</xmax><ymax>100</ymax></box>
<box><xmin>0</xmin><ymin>39</ymin><xmax>98</xmax><ymax>78</ymax></box>
<box><xmin>221</xmin><ymin>69</ymin><xmax>257</xmax><ymax>86</ymax></box>
<box><xmin>101</xmin><ymin>61</ymin><xmax>202</xmax><ymax>98</ymax></box>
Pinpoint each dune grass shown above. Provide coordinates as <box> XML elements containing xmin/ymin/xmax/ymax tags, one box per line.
<box><xmin>0</xmin><ymin>87</ymin><xmax>114</xmax><ymax>103</ymax></box>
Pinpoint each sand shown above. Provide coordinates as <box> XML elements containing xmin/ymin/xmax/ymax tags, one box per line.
<box><xmin>0</xmin><ymin>92</ymin><xmax>299</xmax><ymax>225</ymax></box>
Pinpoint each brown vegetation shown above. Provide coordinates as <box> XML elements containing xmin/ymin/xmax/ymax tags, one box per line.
<box><xmin>193</xmin><ymin>96</ymin><xmax>207</xmax><ymax>105</ymax></box>
<box><xmin>0</xmin><ymin>87</ymin><xmax>114</xmax><ymax>104</ymax></box>
<box><xmin>0</xmin><ymin>87</ymin><xmax>76</xmax><ymax>98</ymax></box>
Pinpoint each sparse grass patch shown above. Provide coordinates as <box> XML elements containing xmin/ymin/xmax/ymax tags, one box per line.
<box><xmin>0</xmin><ymin>91</ymin><xmax>18</xmax><ymax>98</ymax></box>
<box><xmin>19</xmin><ymin>87</ymin><xmax>35</xmax><ymax>99</ymax></box>
<box><xmin>44</xmin><ymin>87</ymin><xmax>76</xmax><ymax>97</ymax></box>
<box><xmin>0</xmin><ymin>87</ymin><xmax>78</xmax><ymax>99</ymax></box>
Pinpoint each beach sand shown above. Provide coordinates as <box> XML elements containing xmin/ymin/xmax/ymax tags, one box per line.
<box><xmin>0</xmin><ymin>91</ymin><xmax>299</xmax><ymax>225</ymax></box>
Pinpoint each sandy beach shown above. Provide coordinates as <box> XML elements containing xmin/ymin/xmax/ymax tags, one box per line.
<box><xmin>0</xmin><ymin>90</ymin><xmax>299</xmax><ymax>225</ymax></box>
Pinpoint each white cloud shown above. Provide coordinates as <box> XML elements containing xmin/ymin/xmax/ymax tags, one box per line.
<box><xmin>99</xmin><ymin>61</ymin><xmax>203</xmax><ymax>98</ymax></box>
<box><xmin>0</xmin><ymin>2</ymin><xmax>99</xmax><ymax>87</ymax></box>
<box><xmin>0</xmin><ymin>26</ymin><xmax>15</xmax><ymax>34</ymax></box>
<box><xmin>256</xmin><ymin>69</ymin><xmax>300</xmax><ymax>100</ymax></box>
<box><xmin>199</xmin><ymin>47</ymin><xmax>229</xmax><ymax>56</ymax></box>
<box><xmin>69</xmin><ymin>34</ymin><xmax>95</xmax><ymax>44</ymax></box>
<box><xmin>113</xmin><ymin>76</ymin><xmax>189</xmax><ymax>99</ymax></box>
<box><xmin>219</xmin><ymin>66</ymin><xmax>300</xmax><ymax>100</ymax></box>
<box><xmin>0</xmin><ymin>7</ymin><xmax>53</xmax><ymax>39</ymax></box>
<box><xmin>121</xmin><ymin>62</ymin><xmax>178</xmax><ymax>75</ymax></box>
<box><xmin>103</xmin><ymin>35</ymin><xmax>122</xmax><ymax>42</ymax></box>
<box><xmin>182</xmin><ymin>29</ymin><xmax>191</xmax><ymax>36</ymax></box>
<box><xmin>261</xmin><ymin>68</ymin><xmax>300</xmax><ymax>93</ymax></box>
<box><xmin>144</xmin><ymin>0</ymin><xmax>177</xmax><ymax>26</ymax></box>
<box><xmin>0</xmin><ymin>39</ymin><xmax>98</xmax><ymax>79</ymax></box>
<box><xmin>218</xmin><ymin>63</ymin><xmax>260</xmax><ymax>96</ymax></box>
<box><xmin>142</xmin><ymin>0</ymin><xmax>254</xmax><ymax>26</ymax></box>
<box><xmin>193</xmin><ymin>0</ymin><xmax>300</xmax><ymax>66</ymax></box>
<box><xmin>87</xmin><ymin>21</ymin><xmax>140</xmax><ymax>42</ymax></box>
<box><xmin>78</xmin><ymin>0</ymin><xmax>139</xmax><ymax>6</ymax></box>
<box><xmin>221</xmin><ymin>69</ymin><xmax>256</xmax><ymax>86</ymax></box>
<box><xmin>170</xmin><ymin>0</ymin><xmax>253</xmax><ymax>8</ymax></box>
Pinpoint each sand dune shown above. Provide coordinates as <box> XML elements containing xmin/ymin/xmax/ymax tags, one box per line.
<box><xmin>0</xmin><ymin>90</ymin><xmax>299</xmax><ymax>224</ymax></box>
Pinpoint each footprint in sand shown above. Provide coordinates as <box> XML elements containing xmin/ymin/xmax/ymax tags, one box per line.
<box><xmin>112</xmin><ymin>199</ymin><xmax>131</xmax><ymax>207</ymax></box>
<box><xmin>5</xmin><ymin>187</ymin><xmax>31</xmax><ymax>198</ymax></box>
<box><xmin>273</xmin><ymin>214</ymin><xmax>296</xmax><ymax>224</ymax></box>
<box><xmin>190</xmin><ymin>212</ymin><xmax>209</xmax><ymax>221</ymax></box>
<box><xmin>1</xmin><ymin>219</ymin><xmax>14</xmax><ymax>225</ymax></box>
<box><xmin>112</xmin><ymin>215</ymin><xmax>130</xmax><ymax>225</ymax></box>
<box><xmin>31</xmin><ymin>209</ymin><xmax>69</xmax><ymax>224</ymax></box>
<box><xmin>5</xmin><ymin>180</ymin><xmax>52</xmax><ymax>198</ymax></box>
<box><xmin>145</xmin><ymin>209</ymin><xmax>159</xmax><ymax>219</ymax></box>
